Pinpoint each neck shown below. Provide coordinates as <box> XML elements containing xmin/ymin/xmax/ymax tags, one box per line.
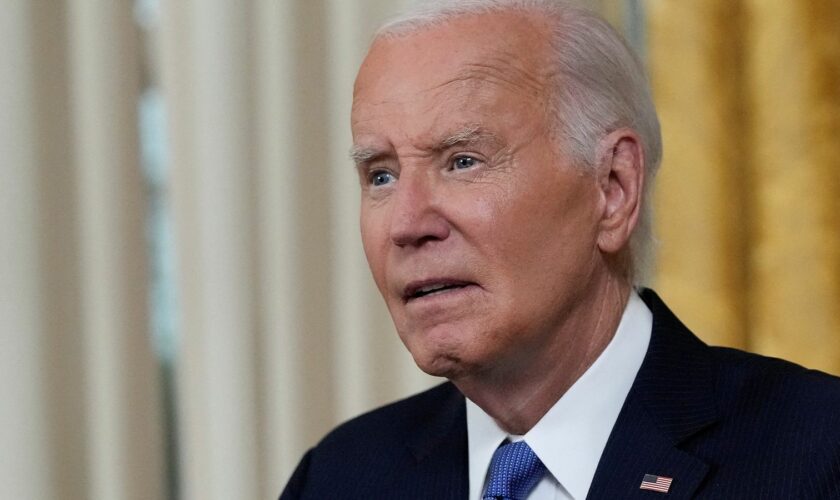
<box><xmin>453</xmin><ymin>276</ymin><xmax>632</xmax><ymax>435</ymax></box>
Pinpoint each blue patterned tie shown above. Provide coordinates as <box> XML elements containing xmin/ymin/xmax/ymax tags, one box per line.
<box><xmin>483</xmin><ymin>441</ymin><xmax>547</xmax><ymax>500</ymax></box>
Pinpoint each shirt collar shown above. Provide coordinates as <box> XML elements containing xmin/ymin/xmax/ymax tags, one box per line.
<box><xmin>466</xmin><ymin>291</ymin><xmax>652</xmax><ymax>500</ymax></box>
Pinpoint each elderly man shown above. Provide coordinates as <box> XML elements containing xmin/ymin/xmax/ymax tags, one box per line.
<box><xmin>281</xmin><ymin>1</ymin><xmax>840</xmax><ymax>498</ymax></box>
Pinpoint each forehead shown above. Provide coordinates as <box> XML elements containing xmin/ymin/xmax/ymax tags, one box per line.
<box><xmin>351</xmin><ymin>11</ymin><xmax>554</xmax><ymax>136</ymax></box>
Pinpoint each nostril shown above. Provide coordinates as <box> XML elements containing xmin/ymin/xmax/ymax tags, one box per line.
<box><xmin>390</xmin><ymin>215</ymin><xmax>451</xmax><ymax>247</ymax></box>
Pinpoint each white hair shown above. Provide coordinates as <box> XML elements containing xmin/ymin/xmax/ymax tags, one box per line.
<box><xmin>374</xmin><ymin>0</ymin><xmax>662</xmax><ymax>284</ymax></box>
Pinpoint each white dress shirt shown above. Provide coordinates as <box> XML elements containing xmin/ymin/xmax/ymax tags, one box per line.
<box><xmin>466</xmin><ymin>291</ymin><xmax>652</xmax><ymax>500</ymax></box>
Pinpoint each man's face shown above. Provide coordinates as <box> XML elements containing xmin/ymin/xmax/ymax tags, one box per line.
<box><xmin>351</xmin><ymin>12</ymin><xmax>605</xmax><ymax>379</ymax></box>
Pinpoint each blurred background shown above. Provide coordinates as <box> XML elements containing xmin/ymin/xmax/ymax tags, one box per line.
<box><xmin>2</xmin><ymin>0</ymin><xmax>838</xmax><ymax>498</ymax></box>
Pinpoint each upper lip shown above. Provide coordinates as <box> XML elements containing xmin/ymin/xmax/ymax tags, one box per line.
<box><xmin>402</xmin><ymin>278</ymin><xmax>476</xmax><ymax>301</ymax></box>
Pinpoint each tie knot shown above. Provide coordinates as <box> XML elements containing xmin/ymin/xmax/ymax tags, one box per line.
<box><xmin>483</xmin><ymin>441</ymin><xmax>546</xmax><ymax>500</ymax></box>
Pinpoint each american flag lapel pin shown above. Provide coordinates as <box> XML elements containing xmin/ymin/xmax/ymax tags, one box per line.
<box><xmin>640</xmin><ymin>473</ymin><xmax>673</xmax><ymax>493</ymax></box>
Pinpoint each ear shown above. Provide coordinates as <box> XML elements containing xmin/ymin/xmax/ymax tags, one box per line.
<box><xmin>595</xmin><ymin>129</ymin><xmax>645</xmax><ymax>255</ymax></box>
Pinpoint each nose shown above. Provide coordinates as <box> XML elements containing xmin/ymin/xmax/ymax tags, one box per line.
<box><xmin>389</xmin><ymin>170</ymin><xmax>450</xmax><ymax>247</ymax></box>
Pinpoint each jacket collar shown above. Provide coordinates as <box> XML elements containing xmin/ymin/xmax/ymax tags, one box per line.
<box><xmin>587</xmin><ymin>288</ymin><xmax>718</xmax><ymax>499</ymax></box>
<box><xmin>407</xmin><ymin>382</ymin><xmax>467</xmax><ymax>462</ymax></box>
<box><xmin>635</xmin><ymin>288</ymin><xmax>719</xmax><ymax>442</ymax></box>
<box><xmin>400</xmin><ymin>382</ymin><xmax>469</xmax><ymax>499</ymax></box>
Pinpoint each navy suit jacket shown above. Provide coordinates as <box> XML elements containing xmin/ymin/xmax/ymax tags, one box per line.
<box><xmin>281</xmin><ymin>290</ymin><xmax>840</xmax><ymax>499</ymax></box>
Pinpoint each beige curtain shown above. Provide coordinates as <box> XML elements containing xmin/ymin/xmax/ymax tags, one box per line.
<box><xmin>649</xmin><ymin>0</ymin><xmax>840</xmax><ymax>373</ymax></box>
<box><xmin>1</xmin><ymin>1</ymin><xmax>164</xmax><ymax>499</ymax></box>
<box><xmin>4</xmin><ymin>1</ymin><xmax>837</xmax><ymax>499</ymax></box>
<box><xmin>159</xmin><ymin>1</ymin><xmax>437</xmax><ymax>498</ymax></box>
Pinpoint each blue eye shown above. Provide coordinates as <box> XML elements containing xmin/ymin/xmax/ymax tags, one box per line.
<box><xmin>370</xmin><ymin>171</ymin><xmax>395</xmax><ymax>187</ymax></box>
<box><xmin>453</xmin><ymin>156</ymin><xmax>477</xmax><ymax>170</ymax></box>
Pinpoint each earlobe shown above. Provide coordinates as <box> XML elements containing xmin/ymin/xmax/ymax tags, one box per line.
<box><xmin>596</xmin><ymin>130</ymin><xmax>644</xmax><ymax>255</ymax></box>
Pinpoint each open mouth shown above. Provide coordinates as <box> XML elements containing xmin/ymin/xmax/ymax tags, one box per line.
<box><xmin>404</xmin><ymin>281</ymin><xmax>474</xmax><ymax>302</ymax></box>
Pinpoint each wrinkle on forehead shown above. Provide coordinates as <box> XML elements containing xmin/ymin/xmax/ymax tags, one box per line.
<box><xmin>354</xmin><ymin>58</ymin><xmax>548</xmax><ymax>122</ymax></box>
<box><xmin>456</xmin><ymin>52</ymin><xmax>550</xmax><ymax>99</ymax></box>
<box><xmin>411</xmin><ymin>44</ymin><xmax>552</xmax><ymax>99</ymax></box>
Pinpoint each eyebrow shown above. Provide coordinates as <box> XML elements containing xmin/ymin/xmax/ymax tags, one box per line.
<box><xmin>439</xmin><ymin>124</ymin><xmax>495</xmax><ymax>148</ymax></box>
<box><xmin>349</xmin><ymin>124</ymin><xmax>499</xmax><ymax>165</ymax></box>
<box><xmin>349</xmin><ymin>145</ymin><xmax>382</xmax><ymax>165</ymax></box>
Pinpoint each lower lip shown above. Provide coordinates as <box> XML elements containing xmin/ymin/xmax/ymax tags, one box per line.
<box><xmin>405</xmin><ymin>284</ymin><xmax>480</xmax><ymax>308</ymax></box>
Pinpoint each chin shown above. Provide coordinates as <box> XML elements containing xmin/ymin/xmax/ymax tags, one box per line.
<box><xmin>406</xmin><ymin>339</ymin><xmax>482</xmax><ymax>380</ymax></box>
<box><xmin>399</xmin><ymin>321</ymin><xmax>489</xmax><ymax>378</ymax></box>
<box><xmin>412</xmin><ymin>352</ymin><xmax>461</xmax><ymax>378</ymax></box>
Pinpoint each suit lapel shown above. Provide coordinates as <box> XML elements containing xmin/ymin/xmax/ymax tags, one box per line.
<box><xmin>587</xmin><ymin>396</ymin><xmax>710</xmax><ymax>499</ymax></box>
<box><xmin>386</xmin><ymin>382</ymin><xmax>469</xmax><ymax>499</ymax></box>
<box><xmin>588</xmin><ymin>290</ymin><xmax>718</xmax><ymax>499</ymax></box>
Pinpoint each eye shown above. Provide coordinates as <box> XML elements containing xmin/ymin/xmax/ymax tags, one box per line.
<box><xmin>369</xmin><ymin>170</ymin><xmax>395</xmax><ymax>187</ymax></box>
<box><xmin>452</xmin><ymin>155</ymin><xmax>478</xmax><ymax>170</ymax></box>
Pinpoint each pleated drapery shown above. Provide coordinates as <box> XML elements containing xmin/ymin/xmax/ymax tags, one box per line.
<box><xmin>159</xmin><ymin>1</ymin><xmax>435</xmax><ymax>498</ymax></box>
<box><xmin>1</xmin><ymin>1</ymin><xmax>164</xmax><ymax>499</ymax></box>
<box><xmin>649</xmin><ymin>0</ymin><xmax>840</xmax><ymax>373</ymax></box>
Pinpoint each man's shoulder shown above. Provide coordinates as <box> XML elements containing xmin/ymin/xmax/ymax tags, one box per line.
<box><xmin>281</xmin><ymin>382</ymin><xmax>467</xmax><ymax>499</ymax></box>
<box><xmin>681</xmin><ymin>347</ymin><xmax>840</xmax><ymax>496</ymax></box>
<box><xmin>642</xmin><ymin>288</ymin><xmax>840</xmax><ymax>419</ymax></box>
<box><xmin>710</xmin><ymin>345</ymin><xmax>840</xmax><ymax>423</ymax></box>
<box><xmin>317</xmin><ymin>381</ymin><xmax>463</xmax><ymax>451</ymax></box>
<box><xmin>640</xmin><ymin>288</ymin><xmax>840</xmax><ymax>464</ymax></box>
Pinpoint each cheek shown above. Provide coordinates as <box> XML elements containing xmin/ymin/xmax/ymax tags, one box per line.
<box><xmin>360</xmin><ymin>209</ymin><xmax>389</xmax><ymax>287</ymax></box>
<box><xmin>486</xmin><ymin>178</ymin><xmax>599</xmax><ymax>285</ymax></box>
